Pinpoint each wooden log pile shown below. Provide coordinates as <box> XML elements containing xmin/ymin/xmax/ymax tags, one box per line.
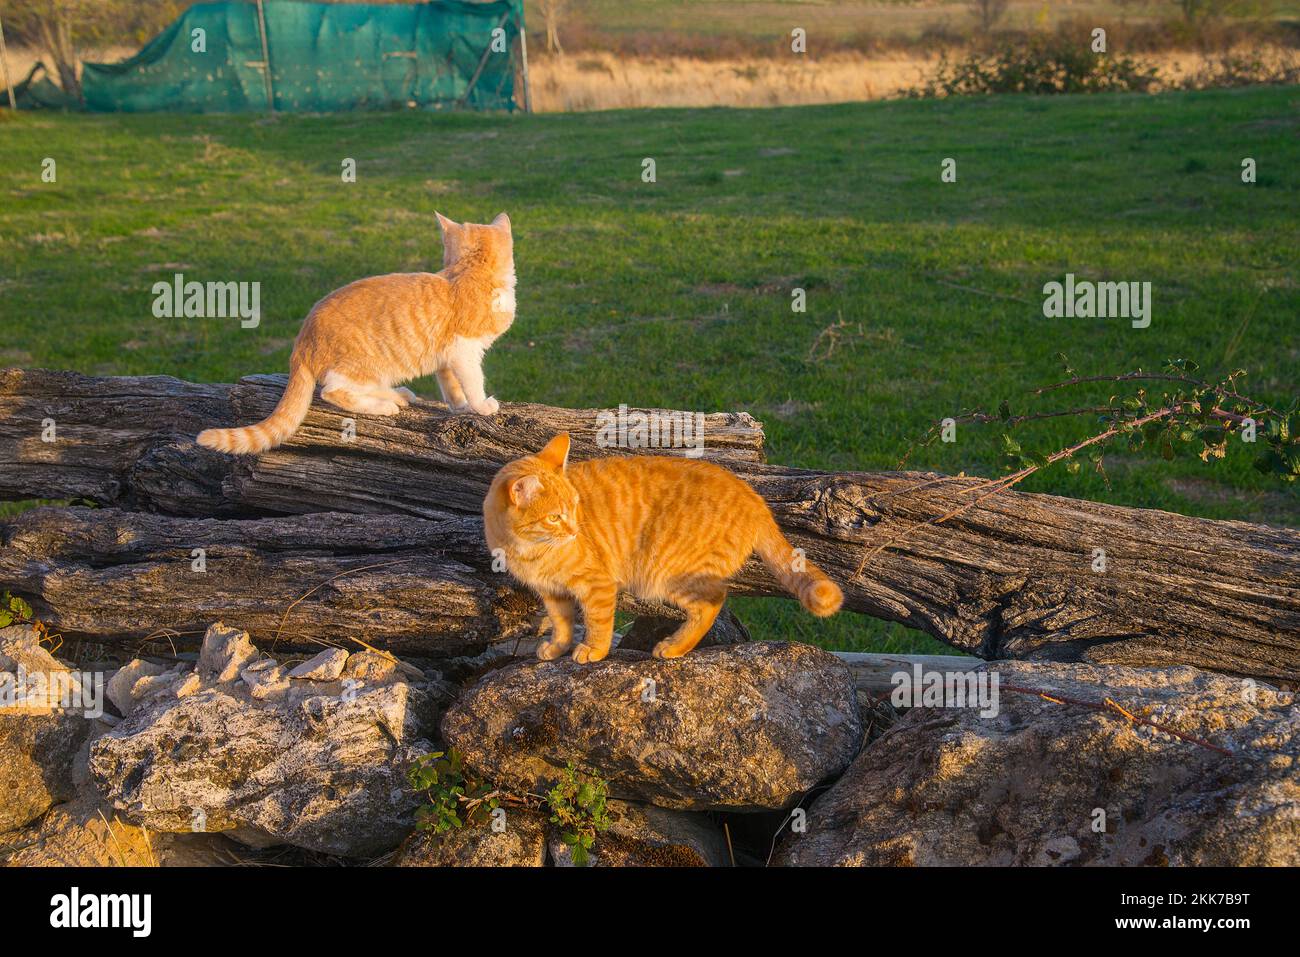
<box><xmin>2</xmin><ymin>368</ymin><xmax>1297</xmax><ymax>682</ymax></box>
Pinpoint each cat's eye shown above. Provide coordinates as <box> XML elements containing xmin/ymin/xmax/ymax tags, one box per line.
<box><xmin>546</xmin><ymin>514</ymin><xmax>561</xmax><ymax>524</ymax></box>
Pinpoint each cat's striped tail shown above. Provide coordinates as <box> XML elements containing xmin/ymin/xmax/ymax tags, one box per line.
<box><xmin>754</xmin><ymin>513</ymin><xmax>843</xmax><ymax>617</ymax></box>
<box><xmin>196</xmin><ymin>364</ymin><xmax>316</xmax><ymax>455</ymax></box>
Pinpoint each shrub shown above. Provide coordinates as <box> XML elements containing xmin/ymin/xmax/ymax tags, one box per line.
<box><xmin>909</xmin><ymin>37</ymin><xmax>1163</xmax><ymax>97</ymax></box>
<box><xmin>1176</xmin><ymin>51</ymin><xmax>1300</xmax><ymax>89</ymax></box>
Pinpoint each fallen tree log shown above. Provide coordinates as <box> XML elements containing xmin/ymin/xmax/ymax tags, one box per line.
<box><xmin>733</xmin><ymin>469</ymin><xmax>1300</xmax><ymax>684</ymax></box>
<box><xmin>0</xmin><ymin>506</ymin><xmax>536</xmax><ymax>656</ymax></box>
<box><xmin>1</xmin><ymin>369</ymin><xmax>1297</xmax><ymax>682</ymax></box>
<box><xmin>0</xmin><ymin>369</ymin><xmax>766</xmax><ymax>515</ymax></box>
<box><xmin>0</xmin><ymin>506</ymin><xmax>704</xmax><ymax>654</ymax></box>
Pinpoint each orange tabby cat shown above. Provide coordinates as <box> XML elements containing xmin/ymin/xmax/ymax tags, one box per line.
<box><xmin>484</xmin><ymin>432</ymin><xmax>843</xmax><ymax>662</ymax></box>
<box><xmin>197</xmin><ymin>212</ymin><xmax>516</xmax><ymax>455</ymax></box>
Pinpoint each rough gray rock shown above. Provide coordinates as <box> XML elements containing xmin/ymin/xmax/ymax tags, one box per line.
<box><xmin>393</xmin><ymin>809</ymin><xmax>548</xmax><ymax>867</ymax></box>
<box><xmin>344</xmin><ymin>651</ymin><xmax>401</xmax><ymax>683</ymax></box>
<box><xmin>288</xmin><ymin>648</ymin><xmax>348</xmax><ymax>681</ymax></box>
<box><xmin>3</xmin><ymin>735</ymin><xmax>237</xmax><ymax>867</ymax></box>
<box><xmin>0</xmin><ymin>626</ymin><xmax>96</xmax><ymax>833</ymax></box>
<box><xmin>89</xmin><ymin>623</ymin><xmax>439</xmax><ymax>857</ymax></box>
<box><xmin>442</xmin><ymin>641</ymin><xmax>862</xmax><ymax>811</ymax></box>
<box><xmin>775</xmin><ymin>661</ymin><xmax>1300</xmax><ymax>866</ymax></box>
<box><xmin>106</xmin><ymin>659</ymin><xmax>167</xmax><ymax>716</ymax></box>
<box><xmin>549</xmin><ymin>800</ymin><xmax>730</xmax><ymax>867</ymax></box>
<box><xmin>240</xmin><ymin>660</ymin><xmax>290</xmax><ymax>700</ymax></box>
<box><xmin>197</xmin><ymin>622</ymin><xmax>258</xmax><ymax>683</ymax></box>
<box><xmin>1</xmin><ymin>789</ymin><xmax>237</xmax><ymax>867</ymax></box>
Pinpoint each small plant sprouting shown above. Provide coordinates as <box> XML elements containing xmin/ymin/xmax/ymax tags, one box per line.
<box><xmin>407</xmin><ymin>749</ymin><xmax>613</xmax><ymax>865</ymax></box>
<box><xmin>407</xmin><ymin>749</ymin><xmax>501</xmax><ymax>834</ymax></box>
<box><xmin>0</xmin><ymin>592</ymin><xmax>35</xmax><ymax>629</ymax></box>
<box><xmin>0</xmin><ymin>591</ymin><xmax>57</xmax><ymax>649</ymax></box>
<box><xmin>546</xmin><ymin>762</ymin><xmax>612</xmax><ymax>867</ymax></box>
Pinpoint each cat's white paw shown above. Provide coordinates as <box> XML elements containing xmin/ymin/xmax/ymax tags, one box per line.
<box><xmin>393</xmin><ymin>387</ymin><xmax>416</xmax><ymax>406</ymax></box>
<box><xmin>472</xmin><ymin>396</ymin><xmax>500</xmax><ymax>416</ymax></box>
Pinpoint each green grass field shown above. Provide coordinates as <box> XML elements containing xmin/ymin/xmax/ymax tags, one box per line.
<box><xmin>1</xmin><ymin>86</ymin><xmax>1297</xmax><ymax>653</ymax></box>
<box><xmin>532</xmin><ymin>0</ymin><xmax>1300</xmax><ymax>48</ymax></box>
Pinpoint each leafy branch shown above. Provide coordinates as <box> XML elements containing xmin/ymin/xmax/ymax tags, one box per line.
<box><xmin>858</xmin><ymin>357</ymin><xmax>1298</xmax><ymax>576</ymax></box>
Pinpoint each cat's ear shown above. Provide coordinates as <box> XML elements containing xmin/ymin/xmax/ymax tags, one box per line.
<box><xmin>536</xmin><ymin>432</ymin><xmax>570</xmax><ymax>471</ymax></box>
<box><xmin>509</xmin><ymin>474</ymin><xmax>543</xmax><ymax>507</ymax></box>
<box><xmin>492</xmin><ymin>212</ymin><xmax>511</xmax><ymax>232</ymax></box>
<box><xmin>435</xmin><ymin>211</ymin><xmax>460</xmax><ymax>235</ymax></box>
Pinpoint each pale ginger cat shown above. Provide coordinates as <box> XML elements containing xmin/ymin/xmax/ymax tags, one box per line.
<box><xmin>484</xmin><ymin>433</ymin><xmax>844</xmax><ymax>663</ymax></box>
<box><xmin>197</xmin><ymin>211</ymin><xmax>516</xmax><ymax>455</ymax></box>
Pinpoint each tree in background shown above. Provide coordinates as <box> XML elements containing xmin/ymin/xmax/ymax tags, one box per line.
<box><xmin>537</xmin><ymin>0</ymin><xmax>567</xmax><ymax>54</ymax></box>
<box><xmin>970</xmin><ymin>0</ymin><xmax>1010</xmax><ymax>33</ymax></box>
<box><xmin>1</xmin><ymin>0</ymin><xmax>184</xmax><ymax>96</ymax></box>
<box><xmin>3</xmin><ymin>0</ymin><xmax>81</xmax><ymax>94</ymax></box>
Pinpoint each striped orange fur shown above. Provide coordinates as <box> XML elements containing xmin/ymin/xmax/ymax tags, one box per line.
<box><xmin>196</xmin><ymin>212</ymin><xmax>516</xmax><ymax>455</ymax></box>
<box><xmin>484</xmin><ymin>432</ymin><xmax>843</xmax><ymax>662</ymax></box>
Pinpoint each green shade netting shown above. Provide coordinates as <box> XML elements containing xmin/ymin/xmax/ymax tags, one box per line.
<box><xmin>15</xmin><ymin>0</ymin><xmax>522</xmax><ymax>113</ymax></box>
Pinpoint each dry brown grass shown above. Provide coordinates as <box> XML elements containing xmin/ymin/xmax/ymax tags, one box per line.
<box><xmin>527</xmin><ymin>46</ymin><xmax>1299</xmax><ymax>111</ymax></box>
<box><xmin>5</xmin><ymin>44</ymin><xmax>1296</xmax><ymax>112</ymax></box>
<box><xmin>530</xmin><ymin>51</ymin><xmax>936</xmax><ymax>110</ymax></box>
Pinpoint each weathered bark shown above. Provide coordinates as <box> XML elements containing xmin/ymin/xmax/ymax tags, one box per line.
<box><xmin>0</xmin><ymin>369</ymin><xmax>765</xmax><ymax>516</ymax></box>
<box><xmin>0</xmin><ymin>506</ymin><xmax>702</xmax><ymax>655</ymax></box>
<box><xmin>732</xmin><ymin>468</ymin><xmax>1300</xmax><ymax>683</ymax></box>
<box><xmin>1</xmin><ymin>369</ymin><xmax>1297</xmax><ymax>682</ymax></box>
<box><xmin>0</xmin><ymin>506</ymin><xmax>537</xmax><ymax>656</ymax></box>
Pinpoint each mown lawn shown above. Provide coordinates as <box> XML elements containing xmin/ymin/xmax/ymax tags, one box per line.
<box><xmin>0</xmin><ymin>86</ymin><xmax>1296</xmax><ymax>653</ymax></box>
